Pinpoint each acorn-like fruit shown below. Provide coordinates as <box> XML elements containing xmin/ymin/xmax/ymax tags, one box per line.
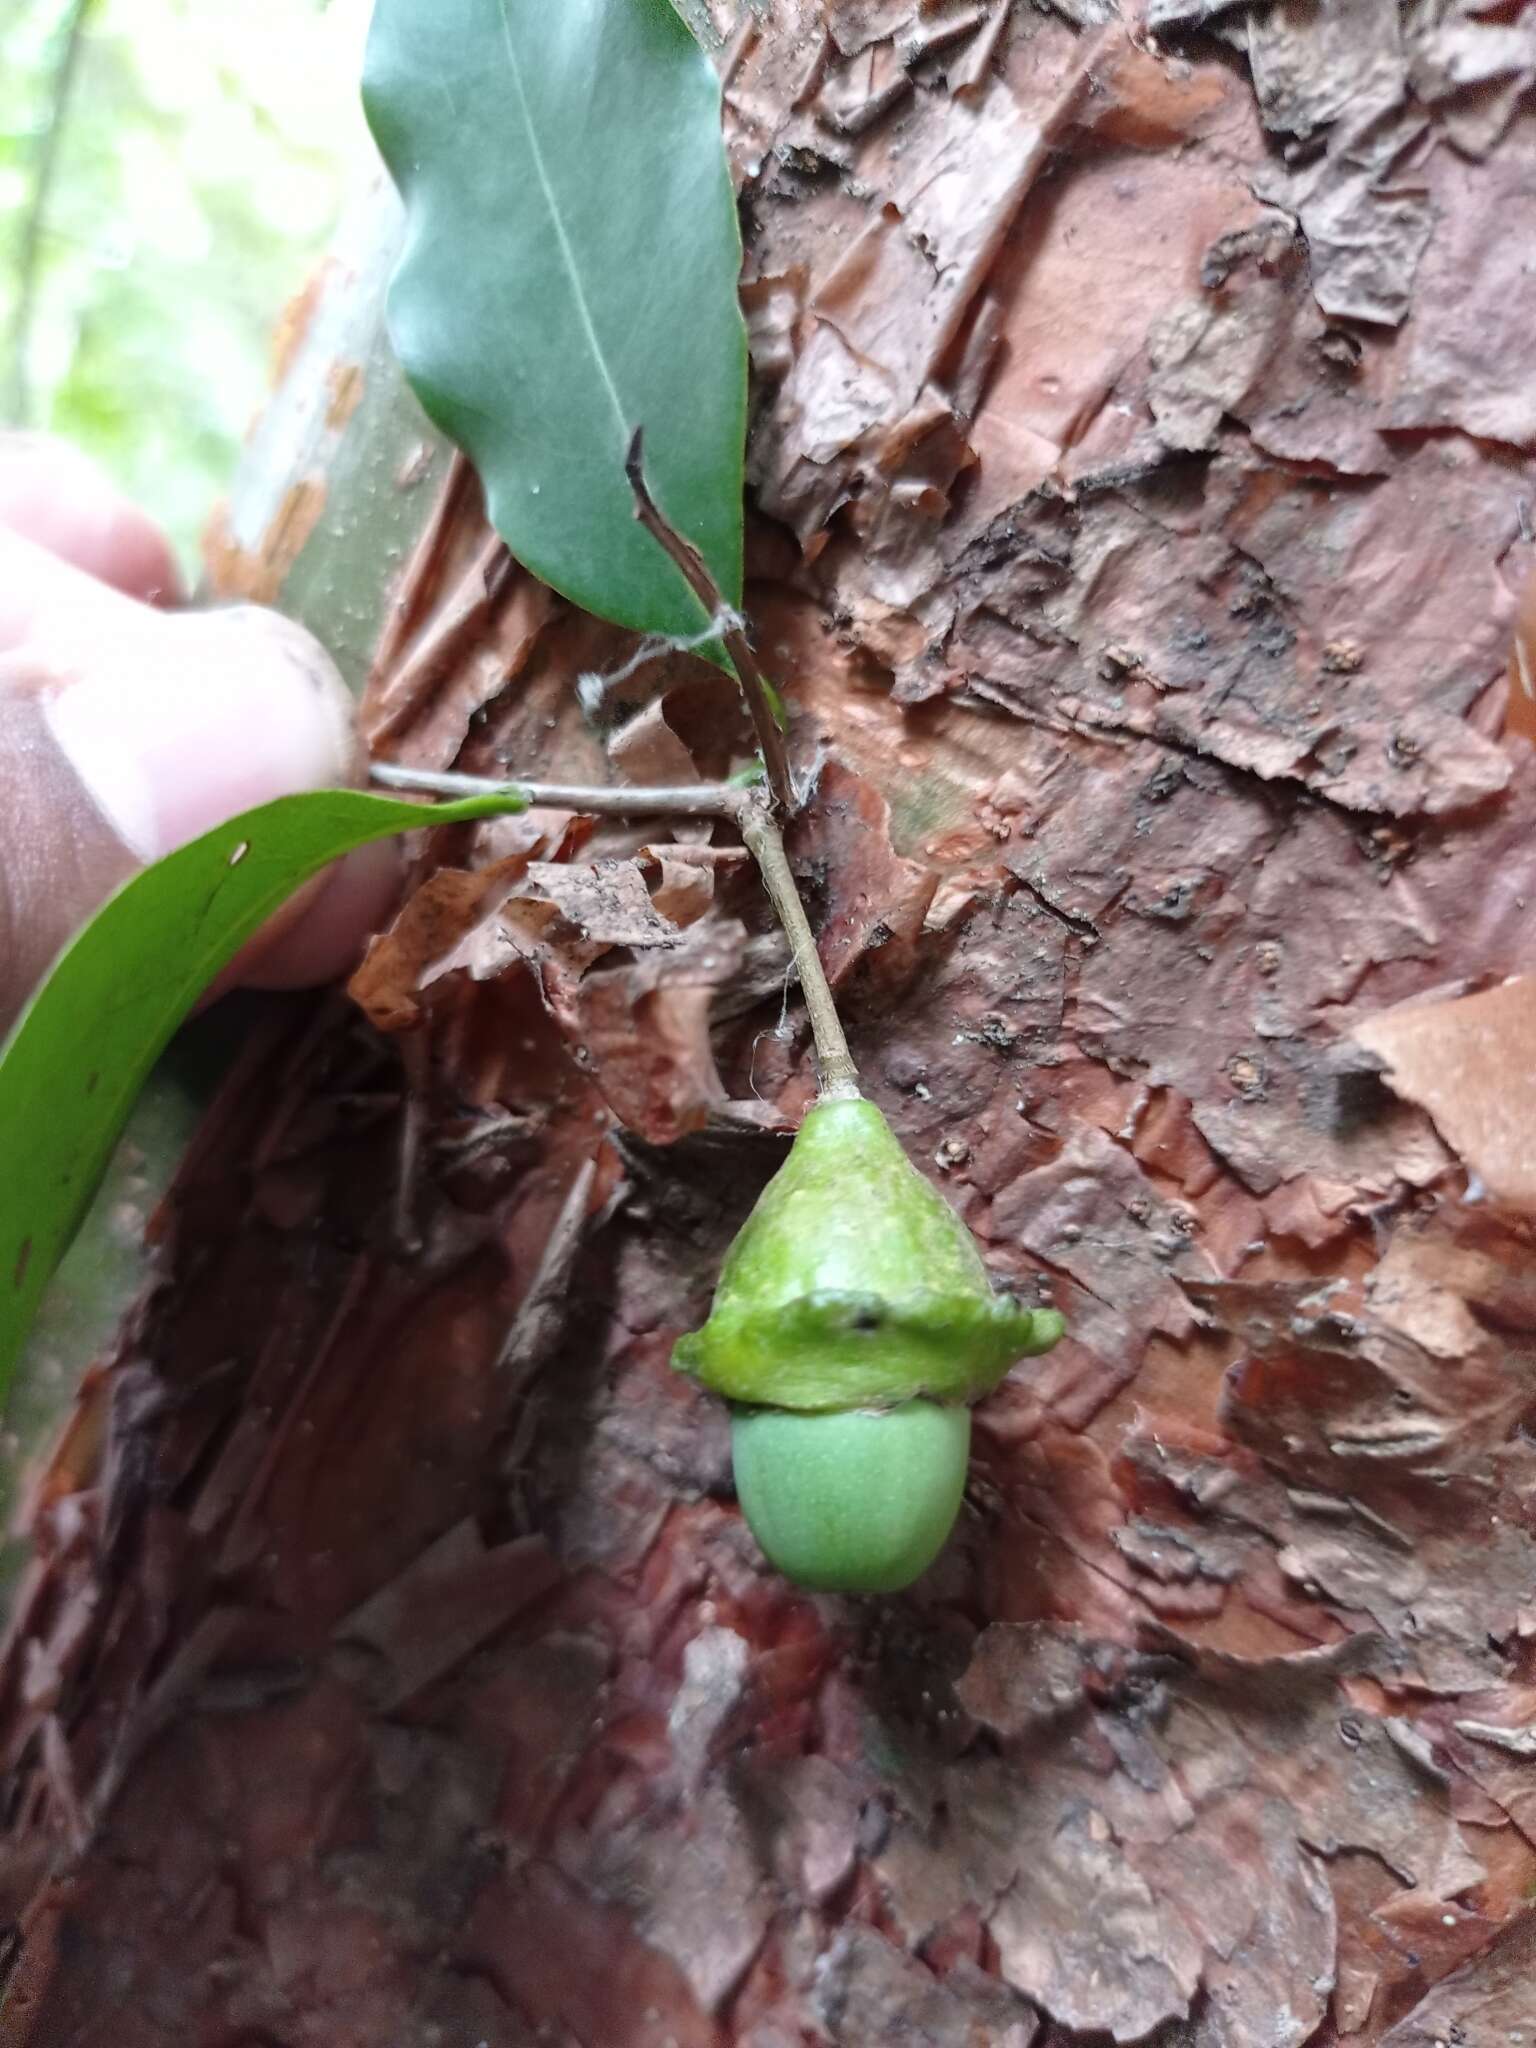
<box><xmin>674</xmin><ymin>1097</ymin><xmax>1064</xmax><ymax>1592</ymax></box>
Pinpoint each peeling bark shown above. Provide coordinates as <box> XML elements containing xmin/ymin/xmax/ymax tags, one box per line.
<box><xmin>4</xmin><ymin>4</ymin><xmax>1536</xmax><ymax>2045</ymax></box>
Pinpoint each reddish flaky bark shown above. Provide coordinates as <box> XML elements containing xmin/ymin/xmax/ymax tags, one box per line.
<box><xmin>5</xmin><ymin>4</ymin><xmax>1536</xmax><ymax>2044</ymax></box>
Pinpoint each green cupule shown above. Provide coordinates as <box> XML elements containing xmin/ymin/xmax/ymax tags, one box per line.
<box><xmin>674</xmin><ymin>1098</ymin><xmax>1064</xmax><ymax>1592</ymax></box>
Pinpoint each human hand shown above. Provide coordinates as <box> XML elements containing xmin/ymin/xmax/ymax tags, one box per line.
<box><xmin>0</xmin><ymin>434</ymin><xmax>397</xmax><ymax>1034</ymax></box>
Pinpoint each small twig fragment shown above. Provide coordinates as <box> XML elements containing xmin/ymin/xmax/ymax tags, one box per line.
<box><xmin>624</xmin><ymin>427</ymin><xmax>796</xmax><ymax>815</ymax></box>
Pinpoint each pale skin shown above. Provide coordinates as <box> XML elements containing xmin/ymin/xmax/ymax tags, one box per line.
<box><xmin>0</xmin><ymin>432</ymin><xmax>398</xmax><ymax>1033</ymax></box>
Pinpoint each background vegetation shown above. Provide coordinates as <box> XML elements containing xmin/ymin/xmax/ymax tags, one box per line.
<box><xmin>1</xmin><ymin>0</ymin><xmax>372</xmax><ymax>574</ymax></box>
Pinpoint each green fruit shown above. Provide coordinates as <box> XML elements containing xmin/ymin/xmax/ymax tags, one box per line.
<box><xmin>675</xmin><ymin>1098</ymin><xmax>1062</xmax><ymax>1412</ymax></box>
<box><xmin>730</xmin><ymin>1401</ymin><xmax>971</xmax><ymax>1594</ymax></box>
<box><xmin>675</xmin><ymin>1097</ymin><xmax>1065</xmax><ymax>1594</ymax></box>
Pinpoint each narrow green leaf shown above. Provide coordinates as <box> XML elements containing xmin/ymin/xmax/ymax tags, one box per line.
<box><xmin>0</xmin><ymin>787</ymin><xmax>523</xmax><ymax>1387</ymax></box>
<box><xmin>363</xmin><ymin>0</ymin><xmax>747</xmax><ymax>644</ymax></box>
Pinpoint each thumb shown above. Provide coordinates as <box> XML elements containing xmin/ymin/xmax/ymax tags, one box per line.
<box><xmin>0</xmin><ymin>533</ymin><xmax>397</xmax><ymax>1034</ymax></box>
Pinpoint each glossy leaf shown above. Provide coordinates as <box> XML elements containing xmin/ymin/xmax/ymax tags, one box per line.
<box><xmin>0</xmin><ymin>787</ymin><xmax>524</xmax><ymax>1387</ymax></box>
<box><xmin>363</xmin><ymin>0</ymin><xmax>747</xmax><ymax>645</ymax></box>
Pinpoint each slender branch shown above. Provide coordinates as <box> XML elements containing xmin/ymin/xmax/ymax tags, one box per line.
<box><xmin>370</xmin><ymin>761</ymin><xmax>746</xmax><ymax>820</ymax></box>
<box><xmin>738</xmin><ymin>794</ymin><xmax>861</xmax><ymax>1101</ymax></box>
<box><xmin>370</xmin><ymin>763</ymin><xmax>861</xmax><ymax>1100</ymax></box>
<box><xmin>624</xmin><ymin>427</ymin><xmax>796</xmax><ymax>816</ymax></box>
<box><xmin>6</xmin><ymin>0</ymin><xmax>97</xmax><ymax>423</ymax></box>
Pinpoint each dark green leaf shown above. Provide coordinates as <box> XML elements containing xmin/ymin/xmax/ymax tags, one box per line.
<box><xmin>0</xmin><ymin>787</ymin><xmax>523</xmax><ymax>1387</ymax></box>
<box><xmin>363</xmin><ymin>0</ymin><xmax>747</xmax><ymax>644</ymax></box>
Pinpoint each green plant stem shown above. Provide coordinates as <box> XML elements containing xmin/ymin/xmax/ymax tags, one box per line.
<box><xmin>625</xmin><ymin>427</ymin><xmax>795</xmax><ymax>816</ymax></box>
<box><xmin>369</xmin><ymin>763</ymin><xmax>862</xmax><ymax>1101</ymax></box>
<box><xmin>369</xmin><ymin>762</ymin><xmax>745</xmax><ymax>819</ymax></box>
<box><xmin>6</xmin><ymin>0</ymin><xmax>98</xmax><ymax>423</ymax></box>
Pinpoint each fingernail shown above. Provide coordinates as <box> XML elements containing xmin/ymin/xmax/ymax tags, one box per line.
<box><xmin>43</xmin><ymin>606</ymin><xmax>359</xmax><ymax>862</ymax></box>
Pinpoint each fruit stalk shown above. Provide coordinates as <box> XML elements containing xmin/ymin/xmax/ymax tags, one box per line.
<box><xmin>736</xmin><ymin>795</ymin><xmax>860</xmax><ymax>1103</ymax></box>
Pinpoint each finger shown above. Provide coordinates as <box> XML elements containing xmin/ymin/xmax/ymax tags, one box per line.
<box><xmin>0</xmin><ymin>432</ymin><xmax>182</xmax><ymax>611</ymax></box>
<box><xmin>0</xmin><ymin>525</ymin><xmax>131</xmax><ymax>655</ymax></box>
<box><xmin>211</xmin><ymin>836</ymin><xmax>403</xmax><ymax>998</ymax></box>
<box><xmin>0</xmin><ymin>552</ymin><xmax>396</xmax><ymax>1031</ymax></box>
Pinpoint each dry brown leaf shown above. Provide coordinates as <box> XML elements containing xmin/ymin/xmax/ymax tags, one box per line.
<box><xmin>349</xmin><ymin>859</ymin><xmax>527</xmax><ymax>1033</ymax></box>
<box><xmin>520</xmin><ymin>858</ymin><xmax>682</xmax><ymax>950</ymax></box>
<box><xmin>571</xmin><ymin>917</ymin><xmax>752</xmax><ymax>1142</ymax></box>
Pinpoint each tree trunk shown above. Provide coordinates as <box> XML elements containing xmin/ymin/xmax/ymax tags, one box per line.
<box><xmin>5</xmin><ymin>5</ymin><xmax>1536</xmax><ymax>2045</ymax></box>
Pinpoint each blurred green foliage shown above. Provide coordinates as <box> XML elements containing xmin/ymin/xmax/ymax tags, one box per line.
<box><xmin>1</xmin><ymin>0</ymin><xmax>373</xmax><ymax>573</ymax></box>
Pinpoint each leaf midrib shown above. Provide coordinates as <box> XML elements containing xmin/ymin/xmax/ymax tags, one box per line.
<box><xmin>495</xmin><ymin>0</ymin><xmax>629</xmax><ymax>447</ymax></box>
